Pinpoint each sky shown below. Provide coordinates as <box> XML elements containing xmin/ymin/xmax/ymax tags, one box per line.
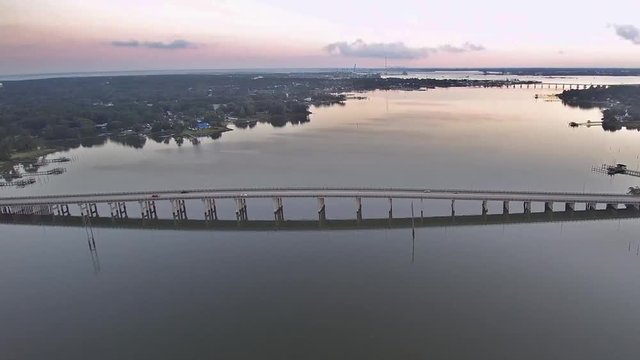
<box><xmin>1</xmin><ymin>0</ymin><xmax>640</xmax><ymax>75</ymax></box>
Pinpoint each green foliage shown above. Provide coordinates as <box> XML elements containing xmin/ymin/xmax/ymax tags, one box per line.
<box><xmin>0</xmin><ymin>73</ymin><xmax>493</xmax><ymax>158</ymax></box>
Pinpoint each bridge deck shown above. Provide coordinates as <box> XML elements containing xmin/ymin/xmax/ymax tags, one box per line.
<box><xmin>2</xmin><ymin>188</ymin><xmax>640</xmax><ymax>206</ymax></box>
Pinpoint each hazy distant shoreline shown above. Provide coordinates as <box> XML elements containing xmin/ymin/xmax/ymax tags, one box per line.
<box><xmin>4</xmin><ymin>67</ymin><xmax>640</xmax><ymax>82</ymax></box>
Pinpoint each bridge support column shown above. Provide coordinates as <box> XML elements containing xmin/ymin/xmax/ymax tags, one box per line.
<box><xmin>90</xmin><ymin>203</ymin><xmax>98</xmax><ymax>217</ymax></box>
<box><xmin>503</xmin><ymin>201</ymin><xmax>510</xmax><ymax>214</ymax></box>
<box><xmin>139</xmin><ymin>200</ymin><xmax>157</xmax><ymax>220</ymax></box>
<box><xmin>235</xmin><ymin>198</ymin><xmax>248</xmax><ymax>221</ymax></box>
<box><xmin>317</xmin><ymin>197</ymin><xmax>326</xmax><ymax>223</ymax></box>
<box><xmin>587</xmin><ymin>202</ymin><xmax>596</xmax><ymax>211</ymax></box>
<box><xmin>119</xmin><ymin>202</ymin><xmax>127</xmax><ymax>218</ymax></box>
<box><xmin>53</xmin><ymin>204</ymin><xmax>67</xmax><ymax>216</ymax></box>
<box><xmin>524</xmin><ymin>201</ymin><xmax>531</xmax><ymax>214</ymax></box>
<box><xmin>109</xmin><ymin>202</ymin><xmax>128</xmax><ymax>219</ymax></box>
<box><xmin>606</xmin><ymin>203</ymin><xmax>617</xmax><ymax>211</ymax></box>
<box><xmin>482</xmin><ymin>200</ymin><xmax>488</xmax><ymax>215</ymax></box>
<box><xmin>273</xmin><ymin>197</ymin><xmax>284</xmax><ymax>222</ymax></box>
<box><xmin>625</xmin><ymin>203</ymin><xmax>640</xmax><ymax>211</ymax></box>
<box><xmin>171</xmin><ymin>199</ymin><xmax>187</xmax><ymax>220</ymax></box>
<box><xmin>109</xmin><ymin>202</ymin><xmax>117</xmax><ymax>219</ymax></box>
<box><xmin>545</xmin><ymin>202</ymin><xmax>554</xmax><ymax>213</ymax></box>
<box><xmin>451</xmin><ymin>199</ymin><xmax>456</xmax><ymax>216</ymax></box>
<box><xmin>203</xmin><ymin>198</ymin><xmax>218</xmax><ymax>221</ymax></box>
<box><xmin>356</xmin><ymin>197</ymin><xmax>363</xmax><ymax>223</ymax></box>
<box><xmin>79</xmin><ymin>203</ymin><xmax>99</xmax><ymax>218</ymax></box>
<box><xmin>13</xmin><ymin>205</ymin><xmax>30</xmax><ymax>215</ymax></box>
<box><xmin>33</xmin><ymin>205</ymin><xmax>51</xmax><ymax>216</ymax></box>
<box><xmin>388</xmin><ymin>198</ymin><xmax>393</xmax><ymax>219</ymax></box>
<box><xmin>565</xmin><ymin>202</ymin><xmax>575</xmax><ymax>211</ymax></box>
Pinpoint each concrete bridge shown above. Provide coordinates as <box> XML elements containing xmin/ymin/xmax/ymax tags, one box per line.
<box><xmin>502</xmin><ymin>83</ymin><xmax>612</xmax><ymax>90</ymax></box>
<box><xmin>2</xmin><ymin>187</ymin><xmax>640</xmax><ymax>223</ymax></box>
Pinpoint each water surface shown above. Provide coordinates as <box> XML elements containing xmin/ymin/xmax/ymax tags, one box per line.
<box><xmin>2</xmin><ymin>85</ymin><xmax>640</xmax><ymax>359</ymax></box>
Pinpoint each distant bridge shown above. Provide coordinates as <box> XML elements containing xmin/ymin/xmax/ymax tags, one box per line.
<box><xmin>2</xmin><ymin>187</ymin><xmax>640</xmax><ymax>223</ymax></box>
<box><xmin>498</xmin><ymin>83</ymin><xmax>615</xmax><ymax>90</ymax></box>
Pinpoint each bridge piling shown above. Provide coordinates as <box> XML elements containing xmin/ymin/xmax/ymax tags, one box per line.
<box><xmin>171</xmin><ymin>199</ymin><xmax>187</xmax><ymax>220</ymax></box>
<box><xmin>53</xmin><ymin>204</ymin><xmax>69</xmax><ymax>217</ymax></box>
<box><xmin>451</xmin><ymin>199</ymin><xmax>455</xmax><ymax>216</ymax></box>
<box><xmin>626</xmin><ymin>203</ymin><xmax>640</xmax><ymax>211</ymax></box>
<box><xmin>273</xmin><ymin>197</ymin><xmax>284</xmax><ymax>222</ymax></box>
<box><xmin>139</xmin><ymin>200</ymin><xmax>158</xmax><ymax>220</ymax></box>
<box><xmin>388</xmin><ymin>198</ymin><xmax>393</xmax><ymax>219</ymax></box>
<box><xmin>503</xmin><ymin>201</ymin><xmax>510</xmax><ymax>214</ymax></box>
<box><xmin>524</xmin><ymin>201</ymin><xmax>531</xmax><ymax>214</ymax></box>
<box><xmin>118</xmin><ymin>202</ymin><xmax>128</xmax><ymax>218</ymax></box>
<box><xmin>356</xmin><ymin>197</ymin><xmax>363</xmax><ymax>223</ymax></box>
<box><xmin>203</xmin><ymin>198</ymin><xmax>218</xmax><ymax>221</ymax></box>
<box><xmin>109</xmin><ymin>202</ymin><xmax>127</xmax><ymax>219</ymax></box>
<box><xmin>317</xmin><ymin>197</ymin><xmax>326</xmax><ymax>223</ymax></box>
<box><xmin>545</xmin><ymin>202</ymin><xmax>554</xmax><ymax>213</ymax></box>
<box><xmin>79</xmin><ymin>203</ymin><xmax>99</xmax><ymax>218</ymax></box>
<box><xmin>482</xmin><ymin>200</ymin><xmax>488</xmax><ymax>215</ymax></box>
<box><xmin>109</xmin><ymin>202</ymin><xmax>118</xmax><ymax>219</ymax></box>
<box><xmin>235</xmin><ymin>198</ymin><xmax>248</xmax><ymax>221</ymax></box>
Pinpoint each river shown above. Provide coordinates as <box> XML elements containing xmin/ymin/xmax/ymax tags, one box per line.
<box><xmin>2</xmin><ymin>84</ymin><xmax>640</xmax><ymax>359</ymax></box>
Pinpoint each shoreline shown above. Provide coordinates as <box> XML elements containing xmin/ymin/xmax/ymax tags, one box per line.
<box><xmin>1</xmin><ymin>147</ymin><xmax>63</xmax><ymax>172</ymax></box>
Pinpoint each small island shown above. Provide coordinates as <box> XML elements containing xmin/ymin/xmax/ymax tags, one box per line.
<box><xmin>558</xmin><ymin>85</ymin><xmax>640</xmax><ymax>132</ymax></box>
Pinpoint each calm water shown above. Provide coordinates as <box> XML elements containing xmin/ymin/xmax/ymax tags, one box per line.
<box><xmin>2</xmin><ymin>85</ymin><xmax>640</xmax><ymax>359</ymax></box>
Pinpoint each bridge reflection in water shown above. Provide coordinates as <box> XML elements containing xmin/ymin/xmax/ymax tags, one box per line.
<box><xmin>2</xmin><ymin>209</ymin><xmax>639</xmax><ymax>231</ymax></box>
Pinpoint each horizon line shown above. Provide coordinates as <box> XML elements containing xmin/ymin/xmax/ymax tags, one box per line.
<box><xmin>3</xmin><ymin>66</ymin><xmax>640</xmax><ymax>82</ymax></box>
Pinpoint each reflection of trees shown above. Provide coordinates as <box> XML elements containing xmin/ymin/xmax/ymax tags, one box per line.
<box><xmin>149</xmin><ymin>133</ymin><xmax>167</xmax><ymax>143</ymax></box>
<box><xmin>265</xmin><ymin>113</ymin><xmax>310</xmax><ymax>128</ymax></box>
<box><xmin>602</xmin><ymin>121</ymin><xmax>621</xmax><ymax>132</ymax></box>
<box><xmin>110</xmin><ymin>134</ymin><xmax>146</xmax><ymax>149</ymax></box>
<box><xmin>81</xmin><ymin>137</ymin><xmax>108</xmax><ymax>148</ymax></box>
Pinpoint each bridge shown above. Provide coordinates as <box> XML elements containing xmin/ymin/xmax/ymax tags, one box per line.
<box><xmin>501</xmin><ymin>83</ymin><xmax>612</xmax><ymax>90</ymax></box>
<box><xmin>2</xmin><ymin>187</ymin><xmax>640</xmax><ymax>224</ymax></box>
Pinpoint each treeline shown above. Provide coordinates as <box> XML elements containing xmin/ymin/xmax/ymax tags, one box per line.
<box><xmin>0</xmin><ymin>73</ymin><xmax>515</xmax><ymax>159</ymax></box>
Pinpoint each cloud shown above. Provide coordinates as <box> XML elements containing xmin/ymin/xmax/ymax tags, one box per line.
<box><xmin>325</xmin><ymin>40</ymin><xmax>434</xmax><ymax>59</ymax></box>
<box><xmin>324</xmin><ymin>39</ymin><xmax>485</xmax><ymax>59</ymax></box>
<box><xmin>111</xmin><ymin>39</ymin><xmax>196</xmax><ymax>49</ymax></box>
<box><xmin>611</xmin><ymin>24</ymin><xmax>640</xmax><ymax>45</ymax></box>
<box><xmin>438</xmin><ymin>42</ymin><xmax>485</xmax><ymax>53</ymax></box>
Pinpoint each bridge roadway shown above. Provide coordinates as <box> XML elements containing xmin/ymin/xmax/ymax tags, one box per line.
<box><xmin>1</xmin><ymin>187</ymin><xmax>640</xmax><ymax>206</ymax></box>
